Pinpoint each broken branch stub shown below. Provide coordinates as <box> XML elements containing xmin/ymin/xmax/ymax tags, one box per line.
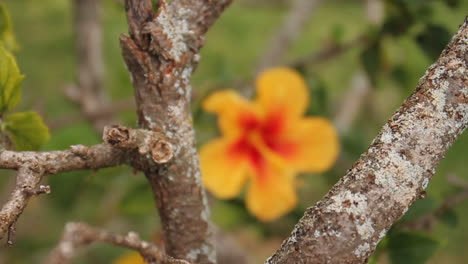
<box><xmin>103</xmin><ymin>125</ymin><xmax>173</xmax><ymax>164</ymax></box>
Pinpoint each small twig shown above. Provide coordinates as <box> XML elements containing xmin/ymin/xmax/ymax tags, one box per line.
<box><xmin>333</xmin><ymin>71</ymin><xmax>372</xmax><ymax>134</ymax></box>
<box><xmin>0</xmin><ymin>167</ymin><xmax>46</xmax><ymax>241</ymax></box>
<box><xmin>46</xmin><ymin>222</ymin><xmax>191</xmax><ymax>264</ymax></box>
<box><xmin>6</xmin><ymin>221</ymin><xmax>16</xmax><ymax>247</ymax></box>
<box><xmin>447</xmin><ymin>173</ymin><xmax>468</xmax><ymax>189</ymax></box>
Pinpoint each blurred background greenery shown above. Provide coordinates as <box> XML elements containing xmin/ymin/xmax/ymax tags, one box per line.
<box><xmin>0</xmin><ymin>0</ymin><xmax>467</xmax><ymax>263</ymax></box>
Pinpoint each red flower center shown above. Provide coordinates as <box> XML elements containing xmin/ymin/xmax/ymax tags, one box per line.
<box><xmin>228</xmin><ymin>110</ymin><xmax>297</xmax><ymax>181</ymax></box>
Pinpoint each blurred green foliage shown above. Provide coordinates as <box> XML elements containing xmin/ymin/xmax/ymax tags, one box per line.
<box><xmin>0</xmin><ymin>0</ymin><xmax>467</xmax><ymax>263</ymax></box>
<box><xmin>0</xmin><ymin>4</ymin><xmax>49</xmax><ymax>151</ymax></box>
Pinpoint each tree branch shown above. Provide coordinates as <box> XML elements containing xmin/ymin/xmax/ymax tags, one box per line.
<box><xmin>45</xmin><ymin>222</ymin><xmax>190</xmax><ymax>264</ymax></box>
<box><xmin>266</xmin><ymin>18</ymin><xmax>468</xmax><ymax>264</ymax></box>
<box><xmin>0</xmin><ymin>167</ymin><xmax>46</xmax><ymax>243</ymax></box>
<box><xmin>121</xmin><ymin>1</ymin><xmax>233</xmax><ymax>263</ymax></box>
<box><xmin>289</xmin><ymin>34</ymin><xmax>367</xmax><ymax>69</ymax></box>
<box><xmin>0</xmin><ymin>125</ymin><xmax>171</xmax><ymax>241</ymax></box>
<box><xmin>0</xmin><ymin>144</ymin><xmax>125</xmax><ymax>240</ymax></box>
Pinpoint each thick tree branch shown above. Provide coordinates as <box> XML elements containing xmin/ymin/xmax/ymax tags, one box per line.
<box><xmin>121</xmin><ymin>1</ymin><xmax>232</xmax><ymax>263</ymax></box>
<box><xmin>266</xmin><ymin>18</ymin><xmax>468</xmax><ymax>264</ymax></box>
<box><xmin>46</xmin><ymin>222</ymin><xmax>190</xmax><ymax>264</ymax></box>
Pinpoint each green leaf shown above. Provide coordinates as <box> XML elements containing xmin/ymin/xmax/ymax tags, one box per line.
<box><xmin>306</xmin><ymin>76</ymin><xmax>329</xmax><ymax>116</ymax></box>
<box><xmin>416</xmin><ymin>24</ymin><xmax>451</xmax><ymax>61</ymax></box>
<box><xmin>0</xmin><ymin>4</ymin><xmax>18</xmax><ymax>51</ymax></box>
<box><xmin>438</xmin><ymin>208</ymin><xmax>458</xmax><ymax>228</ymax></box>
<box><xmin>330</xmin><ymin>24</ymin><xmax>345</xmax><ymax>44</ymax></box>
<box><xmin>3</xmin><ymin>111</ymin><xmax>50</xmax><ymax>150</ymax></box>
<box><xmin>119</xmin><ymin>182</ymin><xmax>155</xmax><ymax>216</ymax></box>
<box><xmin>399</xmin><ymin>197</ymin><xmax>436</xmax><ymax>223</ymax></box>
<box><xmin>382</xmin><ymin>0</ymin><xmax>414</xmax><ymax>36</ymax></box>
<box><xmin>0</xmin><ymin>44</ymin><xmax>23</xmax><ymax>113</ymax></box>
<box><xmin>360</xmin><ymin>40</ymin><xmax>382</xmax><ymax>86</ymax></box>
<box><xmin>442</xmin><ymin>0</ymin><xmax>460</xmax><ymax>8</ymax></box>
<box><xmin>388</xmin><ymin>232</ymin><xmax>440</xmax><ymax>264</ymax></box>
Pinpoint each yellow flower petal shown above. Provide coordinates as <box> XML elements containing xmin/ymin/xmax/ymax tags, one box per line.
<box><xmin>255</xmin><ymin>67</ymin><xmax>308</xmax><ymax>119</ymax></box>
<box><xmin>246</xmin><ymin>165</ymin><xmax>297</xmax><ymax>221</ymax></box>
<box><xmin>113</xmin><ymin>252</ymin><xmax>145</xmax><ymax>264</ymax></box>
<box><xmin>203</xmin><ymin>90</ymin><xmax>258</xmax><ymax>138</ymax></box>
<box><xmin>200</xmin><ymin>138</ymin><xmax>249</xmax><ymax>199</ymax></box>
<box><xmin>284</xmin><ymin>117</ymin><xmax>339</xmax><ymax>172</ymax></box>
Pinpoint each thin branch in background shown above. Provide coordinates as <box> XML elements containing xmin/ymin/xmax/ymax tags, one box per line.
<box><xmin>333</xmin><ymin>0</ymin><xmax>383</xmax><ymax>134</ymax></box>
<box><xmin>45</xmin><ymin>222</ymin><xmax>190</xmax><ymax>264</ymax></box>
<box><xmin>333</xmin><ymin>71</ymin><xmax>372</xmax><ymax>134</ymax></box>
<box><xmin>366</xmin><ymin>0</ymin><xmax>384</xmax><ymax>25</ymax></box>
<box><xmin>64</xmin><ymin>0</ymin><xmax>114</xmax><ymax>133</ymax></box>
<box><xmin>266</xmin><ymin>19</ymin><xmax>468</xmax><ymax>264</ymax></box>
<box><xmin>256</xmin><ymin>0</ymin><xmax>320</xmax><ymax>74</ymax></box>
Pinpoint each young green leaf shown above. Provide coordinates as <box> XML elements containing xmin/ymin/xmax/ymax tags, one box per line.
<box><xmin>0</xmin><ymin>4</ymin><xmax>18</xmax><ymax>51</ymax></box>
<box><xmin>388</xmin><ymin>232</ymin><xmax>440</xmax><ymax>264</ymax></box>
<box><xmin>3</xmin><ymin>111</ymin><xmax>50</xmax><ymax>150</ymax></box>
<box><xmin>0</xmin><ymin>44</ymin><xmax>23</xmax><ymax>113</ymax></box>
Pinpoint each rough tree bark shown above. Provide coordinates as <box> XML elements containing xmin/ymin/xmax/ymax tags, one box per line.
<box><xmin>120</xmin><ymin>1</ymin><xmax>232</xmax><ymax>263</ymax></box>
<box><xmin>265</xmin><ymin>18</ymin><xmax>468</xmax><ymax>264</ymax></box>
<box><xmin>0</xmin><ymin>126</ymin><xmax>171</xmax><ymax>241</ymax></box>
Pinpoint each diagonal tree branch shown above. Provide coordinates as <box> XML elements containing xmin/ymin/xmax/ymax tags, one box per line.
<box><xmin>121</xmin><ymin>1</ymin><xmax>232</xmax><ymax>263</ymax></box>
<box><xmin>46</xmin><ymin>222</ymin><xmax>190</xmax><ymax>264</ymax></box>
<box><xmin>265</xmin><ymin>18</ymin><xmax>468</xmax><ymax>264</ymax></box>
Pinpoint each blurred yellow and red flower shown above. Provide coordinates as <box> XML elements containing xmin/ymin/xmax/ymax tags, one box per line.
<box><xmin>200</xmin><ymin>67</ymin><xmax>339</xmax><ymax>221</ymax></box>
<box><xmin>113</xmin><ymin>252</ymin><xmax>145</xmax><ymax>264</ymax></box>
